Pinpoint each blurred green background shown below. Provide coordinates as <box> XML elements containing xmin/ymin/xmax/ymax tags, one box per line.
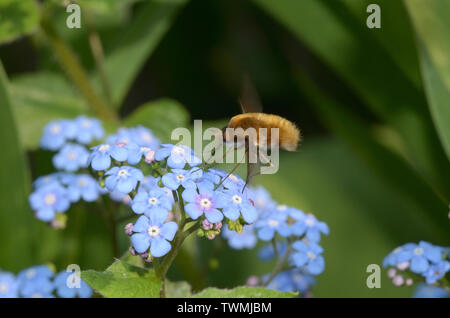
<box><xmin>0</xmin><ymin>0</ymin><xmax>449</xmax><ymax>297</ymax></box>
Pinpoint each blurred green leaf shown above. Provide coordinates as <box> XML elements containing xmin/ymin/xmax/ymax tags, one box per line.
<box><xmin>94</xmin><ymin>0</ymin><xmax>188</xmax><ymax>107</ymax></box>
<box><xmin>405</xmin><ymin>0</ymin><xmax>450</xmax><ymax>162</ymax></box>
<box><xmin>10</xmin><ymin>72</ymin><xmax>89</xmax><ymax>150</ymax></box>
<box><xmin>81</xmin><ymin>260</ymin><xmax>161</xmax><ymax>298</ymax></box>
<box><xmin>120</xmin><ymin>250</ymin><xmax>145</xmax><ymax>268</ymax></box>
<box><xmin>193</xmin><ymin>134</ymin><xmax>441</xmax><ymax>297</ymax></box>
<box><xmin>294</xmin><ymin>70</ymin><xmax>448</xmax><ymax>240</ymax></box>
<box><xmin>166</xmin><ymin>280</ymin><xmax>192</xmax><ymax>298</ymax></box>
<box><xmin>253</xmin><ymin>0</ymin><xmax>450</xmax><ymax>199</ymax></box>
<box><xmin>340</xmin><ymin>0</ymin><xmax>422</xmax><ymax>88</ymax></box>
<box><xmin>78</xmin><ymin>0</ymin><xmax>140</xmax><ymax>14</ymax></box>
<box><xmin>258</xmin><ymin>141</ymin><xmax>424</xmax><ymax>297</ymax></box>
<box><xmin>193</xmin><ymin>286</ymin><xmax>297</xmax><ymax>298</ymax></box>
<box><xmin>124</xmin><ymin>98</ymin><xmax>190</xmax><ymax>142</ymax></box>
<box><xmin>0</xmin><ymin>61</ymin><xmax>35</xmax><ymax>270</ymax></box>
<box><xmin>0</xmin><ymin>0</ymin><xmax>39</xmax><ymax>44</ymax></box>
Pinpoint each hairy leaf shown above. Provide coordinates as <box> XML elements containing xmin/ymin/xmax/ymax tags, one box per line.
<box><xmin>81</xmin><ymin>260</ymin><xmax>161</xmax><ymax>298</ymax></box>
<box><xmin>193</xmin><ymin>286</ymin><xmax>297</xmax><ymax>298</ymax></box>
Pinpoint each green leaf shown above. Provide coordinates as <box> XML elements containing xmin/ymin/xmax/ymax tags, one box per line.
<box><xmin>0</xmin><ymin>61</ymin><xmax>35</xmax><ymax>270</ymax></box>
<box><xmin>81</xmin><ymin>260</ymin><xmax>161</xmax><ymax>298</ymax></box>
<box><xmin>94</xmin><ymin>0</ymin><xmax>188</xmax><ymax>107</ymax></box>
<box><xmin>405</xmin><ymin>0</ymin><xmax>450</xmax><ymax>161</ymax></box>
<box><xmin>124</xmin><ymin>98</ymin><xmax>190</xmax><ymax>142</ymax></box>
<box><xmin>119</xmin><ymin>251</ymin><xmax>146</xmax><ymax>268</ymax></box>
<box><xmin>193</xmin><ymin>287</ymin><xmax>297</xmax><ymax>298</ymax></box>
<box><xmin>252</xmin><ymin>0</ymin><xmax>450</xmax><ymax>199</ymax></box>
<box><xmin>0</xmin><ymin>0</ymin><xmax>39</xmax><ymax>44</ymax></box>
<box><xmin>78</xmin><ymin>0</ymin><xmax>140</xmax><ymax>14</ymax></box>
<box><xmin>293</xmin><ymin>70</ymin><xmax>448</xmax><ymax>241</ymax></box>
<box><xmin>166</xmin><ymin>280</ymin><xmax>192</xmax><ymax>298</ymax></box>
<box><xmin>340</xmin><ymin>0</ymin><xmax>422</xmax><ymax>88</ymax></box>
<box><xmin>10</xmin><ymin>72</ymin><xmax>89</xmax><ymax>150</ymax></box>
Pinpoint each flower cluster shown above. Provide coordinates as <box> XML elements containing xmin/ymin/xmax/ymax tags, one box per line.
<box><xmin>264</xmin><ymin>269</ymin><xmax>316</xmax><ymax>296</ymax></box>
<box><xmin>29</xmin><ymin>173</ymin><xmax>104</xmax><ymax>225</ymax></box>
<box><xmin>29</xmin><ymin>116</ymin><xmax>106</xmax><ymax>225</ymax></box>
<box><xmin>383</xmin><ymin>241</ymin><xmax>450</xmax><ymax>294</ymax></box>
<box><xmin>117</xmin><ymin>154</ymin><xmax>260</xmax><ymax>259</ymax></box>
<box><xmin>88</xmin><ymin>135</ymin><xmax>264</xmax><ymax>260</ymax></box>
<box><xmin>31</xmin><ymin>116</ymin><xmax>330</xmax><ymax>297</ymax></box>
<box><xmin>0</xmin><ymin>265</ymin><xmax>92</xmax><ymax>298</ymax></box>
<box><xmin>221</xmin><ymin>185</ymin><xmax>329</xmax><ymax>295</ymax></box>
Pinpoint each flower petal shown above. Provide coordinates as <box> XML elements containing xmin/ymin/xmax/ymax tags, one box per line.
<box><xmin>410</xmin><ymin>256</ymin><xmax>429</xmax><ymax>274</ymax></box>
<box><xmin>182</xmin><ymin>188</ymin><xmax>197</xmax><ymax>203</ymax></box>
<box><xmin>131</xmin><ymin>233</ymin><xmax>150</xmax><ymax>253</ymax></box>
<box><xmin>205</xmin><ymin>208</ymin><xmax>223</xmax><ymax>223</ymax></box>
<box><xmin>258</xmin><ymin>227</ymin><xmax>275</xmax><ymax>241</ymax></box>
<box><xmin>307</xmin><ymin>256</ymin><xmax>325</xmax><ymax>275</ymax></box>
<box><xmin>116</xmin><ymin>178</ymin><xmax>136</xmax><ymax>194</ymax></box>
<box><xmin>150</xmin><ymin>237</ymin><xmax>171</xmax><ymax>257</ymax></box>
<box><xmin>223</xmin><ymin>207</ymin><xmax>240</xmax><ymax>221</ymax></box>
<box><xmin>162</xmin><ymin>174</ymin><xmax>180</xmax><ymax>190</ymax></box>
<box><xmin>148</xmin><ymin>208</ymin><xmax>169</xmax><ymax>226</ymax></box>
<box><xmin>161</xmin><ymin>222</ymin><xmax>178</xmax><ymax>241</ymax></box>
<box><xmin>292</xmin><ymin>252</ymin><xmax>308</xmax><ymax>267</ymax></box>
<box><xmin>184</xmin><ymin>203</ymin><xmax>203</xmax><ymax>220</ymax></box>
<box><xmin>133</xmin><ymin>216</ymin><xmax>151</xmax><ymax>233</ymax></box>
<box><xmin>241</xmin><ymin>205</ymin><xmax>257</xmax><ymax>223</ymax></box>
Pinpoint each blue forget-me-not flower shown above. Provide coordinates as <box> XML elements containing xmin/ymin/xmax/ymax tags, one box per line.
<box><xmin>130</xmin><ymin>211</ymin><xmax>178</xmax><ymax>257</ymax></box>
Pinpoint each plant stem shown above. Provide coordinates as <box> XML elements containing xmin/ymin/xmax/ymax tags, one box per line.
<box><xmin>440</xmin><ymin>277</ymin><xmax>450</xmax><ymax>290</ymax></box>
<box><xmin>40</xmin><ymin>15</ymin><xmax>118</xmax><ymax>123</ymax></box>
<box><xmin>271</xmin><ymin>238</ymin><xmax>279</xmax><ymax>260</ymax></box>
<box><xmin>106</xmin><ymin>199</ymin><xmax>120</xmax><ymax>258</ymax></box>
<box><xmin>176</xmin><ymin>188</ymin><xmax>186</xmax><ymax>228</ymax></box>
<box><xmin>155</xmin><ymin>189</ymin><xmax>200</xmax><ymax>297</ymax></box>
<box><xmin>263</xmin><ymin>245</ymin><xmax>293</xmax><ymax>287</ymax></box>
<box><xmin>85</xmin><ymin>9</ymin><xmax>113</xmax><ymax>106</ymax></box>
<box><xmin>97</xmin><ymin>197</ymin><xmax>120</xmax><ymax>258</ymax></box>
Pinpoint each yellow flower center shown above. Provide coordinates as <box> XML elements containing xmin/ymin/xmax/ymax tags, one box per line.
<box><xmin>148</xmin><ymin>225</ymin><xmax>160</xmax><ymax>237</ymax></box>
<box><xmin>44</xmin><ymin>194</ymin><xmax>56</xmax><ymax>206</ymax></box>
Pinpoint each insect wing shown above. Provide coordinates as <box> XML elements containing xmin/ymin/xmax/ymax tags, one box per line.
<box><xmin>239</xmin><ymin>74</ymin><xmax>263</xmax><ymax>114</ymax></box>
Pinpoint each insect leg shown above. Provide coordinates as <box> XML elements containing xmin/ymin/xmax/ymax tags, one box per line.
<box><xmin>215</xmin><ymin>148</ymin><xmax>248</xmax><ymax>190</ymax></box>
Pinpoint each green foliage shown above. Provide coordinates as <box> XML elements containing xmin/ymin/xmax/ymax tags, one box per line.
<box><xmin>193</xmin><ymin>287</ymin><xmax>297</xmax><ymax>298</ymax></box>
<box><xmin>81</xmin><ymin>260</ymin><xmax>162</xmax><ymax>298</ymax></box>
<box><xmin>78</xmin><ymin>0</ymin><xmax>140</xmax><ymax>14</ymax></box>
<box><xmin>10</xmin><ymin>72</ymin><xmax>89</xmax><ymax>150</ymax></box>
<box><xmin>124</xmin><ymin>98</ymin><xmax>190</xmax><ymax>142</ymax></box>
<box><xmin>92</xmin><ymin>0</ymin><xmax>189</xmax><ymax>107</ymax></box>
<box><xmin>166</xmin><ymin>280</ymin><xmax>192</xmax><ymax>298</ymax></box>
<box><xmin>405</xmin><ymin>0</ymin><xmax>450</xmax><ymax>161</ymax></box>
<box><xmin>252</xmin><ymin>0</ymin><xmax>450</xmax><ymax>199</ymax></box>
<box><xmin>1</xmin><ymin>0</ymin><xmax>449</xmax><ymax>299</ymax></box>
<box><xmin>0</xmin><ymin>0</ymin><xmax>39</xmax><ymax>44</ymax></box>
<box><xmin>0</xmin><ymin>62</ymin><xmax>36</xmax><ymax>271</ymax></box>
<box><xmin>294</xmin><ymin>71</ymin><xmax>448</xmax><ymax>240</ymax></box>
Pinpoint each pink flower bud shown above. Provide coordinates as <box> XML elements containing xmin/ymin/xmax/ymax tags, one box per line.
<box><xmin>387</xmin><ymin>268</ymin><xmax>396</xmax><ymax>278</ymax></box>
<box><xmin>139</xmin><ymin>252</ymin><xmax>149</xmax><ymax>259</ymax></box>
<box><xmin>129</xmin><ymin>247</ymin><xmax>136</xmax><ymax>256</ymax></box>
<box><xmin>166</xmin><ymin>211</ymin><xmax>175</xmax><ymax>222</ymax></box>
<box><xmin>215</xmin><ymin>222</ymin><xmax>222</xmax><ymax>230</ymax></box>
<box><xmin>124</xmin><ymin>223</ymin><xmax>134</xmax><ymax>236</ymax></box>
<box><xmin>202</xmin><ymin>219</ymin><xmax>213</xmax><ymax>230</ymax></box>
<box><xmin>406</xmin><ymin>278</ymin><xmax>413</xmax><ymax>286</ymax></box>
<box><xmin>122</xmin><ymin>195</ymin><xmax>131</xmax><ymax>205</ymax></box>
<box><xmin>206</xmin><ymin>232</ymin><xmax>216</xmax><ymax>240</ymax></box>
<box><xmin>246</xmin><ymin>276</ymin><xmax>259</xmax><ymax>287</ymax></box>
<box><xmin>145</xmin><ymin>150</ymin><xmax>155</xmax><ymax>164</ymax></box>
<box><xmin>396</xmin><ymin>261</ymin><xmax>409</xmax><ymax>271</ymax></box>
<box><xmin>393</xmin><ymin>275</ymin><xmax>404</xmax><ymax>286</ymax></box>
